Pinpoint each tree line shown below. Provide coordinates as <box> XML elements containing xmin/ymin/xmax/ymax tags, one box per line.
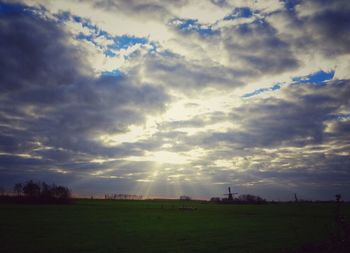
<box><xmin>210</xmin><ymin>194</ymin><xmax>267</xmax><ymax>204</ymax></box>
<box><xmin>105</xmin><ymin>194</ymin><xmax>143</xmax><ymax>200</ymax></box>
<box><xmin>0</xmin><ymin>180</ymin><xmax>72</xmax><ymax>204</ymax></box>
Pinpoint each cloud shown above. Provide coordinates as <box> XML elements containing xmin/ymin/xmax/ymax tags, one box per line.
<box><xmin>201</xmin><ymin>80</ymin><xmax>349</xmax><ymax>148</ymax></box>
<box><xmin>0</xmin><ymin>4</ymin><xmax>169</xmax><ymax>178</ymax></box>
<box><xmin>0</xmin><ymin>10</ymin><xmax>91</xmax><ymax>92</ymax></box>
<box><xmin>293</xmin><ymin>0</ymin><xmax>350</xmax><ymax>56</ymax></box>
<box><xmin>0</xmin><ymin>1</ymin><xmax>349</xmax><ymax>200</ymax></box>
<box><xmin>138</xmin><ymin>79</ymin><xmax>350</xmax><ymax>198</ymax></box>
<box><xmin>140</xmin><ymin>52</ymin><xmax>244</xmax><ymax>92</ymax></box>
<box><xmin>221</xmin><ymin>19</ymin><xmax>299</xmax><ymax>75</ymax></box>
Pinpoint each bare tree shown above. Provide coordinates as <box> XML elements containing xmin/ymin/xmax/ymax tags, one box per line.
<box><xmin>53</xmin><ymin>185</ymin><xmax>71</xmax><ymax>199</ymax></box>
<box><xmin>14</xmin><ymin>183</ymin><xmax>23</xmax><ymax>197</ymax></box>
<box><xmin>22</xmin><ymin>180</ymin><xmax>40</xmax><ymax>198</ymax></box>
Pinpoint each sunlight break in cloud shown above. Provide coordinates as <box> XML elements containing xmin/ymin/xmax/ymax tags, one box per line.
<box><xmin>0</xmin><ymin>0</ymin><xmax>349</xmax><ymax>200</ymax></box>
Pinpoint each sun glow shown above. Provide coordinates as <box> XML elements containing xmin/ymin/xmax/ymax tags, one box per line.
<box><xmin>97</xmin><ymin>119</ymin><xmax>158</xmax><ymax>146</ymax></box>
<box><xmin>148</xmin><ymin>151</ymin><xmax>189</xmax><ymax>164</ymax></box>
<box><xmin>124</xmin><ymin>151</ymin><xmax>189</xmax><ymax>165</ymax></box>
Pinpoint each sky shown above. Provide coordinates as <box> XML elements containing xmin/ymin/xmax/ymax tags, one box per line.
<box><xmin>0</xmin><ymin>0</ymin><xmax>349</xmax><ymax>200</ymax></box>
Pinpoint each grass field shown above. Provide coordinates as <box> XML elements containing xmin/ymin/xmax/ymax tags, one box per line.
<box><xmin>1</xmin><ymin>200</ymin><xmax>349</xmax><ymax>253</ymax></box>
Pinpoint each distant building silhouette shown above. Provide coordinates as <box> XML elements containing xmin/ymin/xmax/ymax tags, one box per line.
<box><xmin>223</xmin><ymin>187</ymin><xmax>237</xmax><ymax>201</ymax></box>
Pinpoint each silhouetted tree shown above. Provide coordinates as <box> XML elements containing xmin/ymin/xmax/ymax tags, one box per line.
<box><xmin>22</xmin><ymin>180</ymin><xmax>41</xmax><ymax>198</ymax></box>
<box><xmin>40</xmin><ymin>182</ymin><xmax>53</xmax><ymax>200</ymax></box>
<box><xmin>13</xmin><ymin>183</ymin><xmax>23</xmax><ymax>196</ymax></box>
<box><xmin>1</xmin><ymin>181</ymin><xmax>72</xmax><ymax>204</ymax></box>
<box><xmin>53</xmin><ymin>185</ymin><xmax>71</xmax><ymax>200</ymax></box>
<box><xmin>238</xmin><ymin>194</ymin><xmax>266</xmax><ymax>204</ymax></box>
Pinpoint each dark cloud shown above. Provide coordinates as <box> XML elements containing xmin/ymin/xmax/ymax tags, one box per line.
<box><xmin>92</xmin><ymin>0</ymin><xmax>182</xmax><ymax>21</ymax></box>
<box><xmin>194</xmin><ymin>80</ymin><xmax>350</xmax><ymax>149</ymax></box>
<box><xmin>271</xmin><ymin>0</ymin><xmax>350</xmax><ymax>59</ymax></box>
<box><xmin>298</xmin><ymin>0</ymin><xmax>350</xmax><ymax>56</ymax></box>
<box><xmin>0</xmin><ymin>154</ymin><xmax>47</xmax><ymax>168</ymax></box>
<box><xmin>0</xmin><ymin>5</ymin><xmax>169</xmax><ymax>179</ymax></box>
<box><xmin>142</xmin><ymin>53</ymin><xmax>244</xmax><ymax>91</ymax></box>
<box><xmin>1</xmin><ymin>1</ymin><xmax>349</xmax><ymax>200</ymax></box>
<box><xmin>0</xmin><ymin>11</ymin><xmax>91</xmax><ymax>92</ymax></box>
<box><xmin>210</xmin><ymin>0</ymin><xmax>228</xmax><ymax>8</ymax></box>
<box><xmin>222</xmin><ymin>19</ymin><xmax>299</xmax><ymax>75</ymax></box>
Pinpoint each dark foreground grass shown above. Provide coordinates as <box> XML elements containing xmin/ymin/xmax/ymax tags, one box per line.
<box><xmin>1</xmin><ymin>200</ymin><xmax>349</xmax><ymax>253</ymax></box>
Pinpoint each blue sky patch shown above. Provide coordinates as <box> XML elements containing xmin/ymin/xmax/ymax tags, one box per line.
<box><xmin>242</xmin><ymin>88</ymin><xmax>269</xmax><ymax>98</ymax></box>
<box><xmin>242</xmin><ymin>83</ymin><xmax>282</xmax><ymax>98</ymax></box>
<box><xmin>325</xmin><ymin>113</ymin><xmax>350</xmax><ymax>121</ymax></box>
<box><xmin>106</xmin><ymin>35</ymin><xmax>149</xmax><ymax>58</ymax></box>
<box><xmin>283</xmin><ymin>0</ymin><xmax>302</xmax><ymax>12</ymax></box>
<box><xmin>104</xmin><ymin>49</ymin><xmax>117</xmax><ymax>57</ymax></box>
<box><xmin>148</xmin><ymin>42</ymin><xmax>158</xmax><ymax>54</ymax></box>
<box><xmin>76</xmin><ymin>33</ymin><xmax>96</xmax><ymax>45</ymax></box>
<box><xmin>101</xmin><ymin>69</ymin><xmax>124</xmax><ymax>78</ymax></box>
<box><xmin>271</xmin><ymin>84</ymin><xmax>281</xmax><ymax>91</ymax></box>
<box><xmin>292</xmin><ymin>70</ymin><xmax>335</xmax><ymax>85</ymax></box>
<box><xmin>109</xmin><ymin>35</ymin><xmax>148</xmax><ymax>50</ymax></box>
<box><xmin>0</xmin><ymin>2</ymin><xmax>38</xmax><ymax>16</ymax></box>
<box><xmin>244</xmin><ymin>70</ymin><xmax>335</xmax><ymax>98</ymax></box>
<box><xmin>72</xmin><ymin>15</ymin><xmax>101</xmax><ymax>35</ymax></box>
<box><xmin>224</xmin><ymin>7</ymin><xmax>253</xmax><ymax>20</ymax></box>
<box><xmin>54</xmin><ymin>12</ymin><xmax>151</xmax><ymax>57</ymax></box>
<box><xmin>0</xmin><ymin>2</ymin><xmax>26</xmax><ymax>14</ymax></box>
<box><xmin>171</xmin><ymin>18</ymin><xmax>216</xmax><ymax>37</ymax></box>
<box><xmin>55</xmin><ymin>11</ymin><xmax>70</xmax><ymax>22</ymax></box>
<box><xmin>68</xmin><ymin>13</ymin><xmax>151</xmax><ymax>57</ymax></box>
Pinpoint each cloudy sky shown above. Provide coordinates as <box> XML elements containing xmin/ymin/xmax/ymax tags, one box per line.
<box><xmin>0</xmin><ymin>0</ymin><xmax>349</xmax><ymax>200</ymax></box>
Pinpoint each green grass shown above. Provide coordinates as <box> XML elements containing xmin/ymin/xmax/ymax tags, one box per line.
<box><xmin>1</xmin><ymin>200</ymin><xmax>349</xmax><ymax>253</ymax></box>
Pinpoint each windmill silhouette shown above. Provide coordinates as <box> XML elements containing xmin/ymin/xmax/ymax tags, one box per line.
<box><xmin>224</xmin><ymin>187</ymin><xmax>237</xmax><ymax>201</ymax></box>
